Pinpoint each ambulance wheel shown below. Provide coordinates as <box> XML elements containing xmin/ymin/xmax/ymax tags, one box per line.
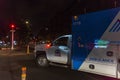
<box><xmin>36</xmin><ymin>55</ymin><xmax>49</xmax><ymax>67</ymax></box>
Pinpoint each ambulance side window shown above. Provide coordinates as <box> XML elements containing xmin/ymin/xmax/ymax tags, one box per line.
<box><xmin>54</xmin><ymin>37</ymin><xmax>68</xmax><ymax>46</ymax></box>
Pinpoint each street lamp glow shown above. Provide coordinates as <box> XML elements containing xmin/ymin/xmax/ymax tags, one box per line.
<box><xmin>25</xmin><ymin>21</ymin><xmax>29</xmax><ymax>24</ymax></box>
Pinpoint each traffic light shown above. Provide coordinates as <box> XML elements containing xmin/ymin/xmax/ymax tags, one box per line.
<box><xmin>11</xmin><ymin>24</ymin><xmax>15</xmax><ymax>28</ymax></box>
<box><xmin>10</xmin><ymin>24</ymin><xmax>15</xmax><ymax>30</ymax></box>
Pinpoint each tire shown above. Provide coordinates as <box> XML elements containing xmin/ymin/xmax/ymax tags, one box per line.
<box><xmin>36</xmin><ymin>55</ymin><xmax>49</xmax><ymax>67</ymax></box>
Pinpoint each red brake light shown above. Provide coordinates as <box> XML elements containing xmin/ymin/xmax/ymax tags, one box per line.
<box><xmin>46</xmin><ymin>44</ymin><xmax>51</xmax><ymax>48</ymax></box>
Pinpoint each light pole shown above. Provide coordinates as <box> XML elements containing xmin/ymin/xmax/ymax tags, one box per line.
<box><xmin>25</xmin><ymin>20</ymin><xmax>30</xmax><ymax>54</ymax></box>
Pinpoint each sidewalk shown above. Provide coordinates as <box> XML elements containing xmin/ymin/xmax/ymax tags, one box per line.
<box><xmin>0</xmin><ymin>48</ymin><xmax>34</xmax><ymax>80</ymax></box>
<box><xmin>0</xmin><ymin>71</ymin><xmax>12</xmax><ymax>80</ymax></box>
<box><xmin>0</xmin><ymin>49</ymin><xmax>32</xmax><ymax>80</ymax></box>
<box><xmin>0</xmin><ymin>51</ymin><xmax>12</xmax><ymax>80</ymax></box>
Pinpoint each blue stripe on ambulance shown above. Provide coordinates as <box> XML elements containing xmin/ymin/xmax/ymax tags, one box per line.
<box><xmin>72</xmin><ymin>8</ymin><xmax>120</xmax><ymax>70</ymax></box>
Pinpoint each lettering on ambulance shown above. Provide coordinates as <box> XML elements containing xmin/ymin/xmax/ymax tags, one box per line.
<box><xmin>89</xmin><ymin>57</ymin><xmax>114</xmax><ymax>63</ymax></box>
<box><xmin>55</xmin><ymin>49</ymin><xmax>61</xmax><ymax>56</ymax></box>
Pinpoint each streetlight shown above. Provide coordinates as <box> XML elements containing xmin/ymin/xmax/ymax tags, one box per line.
<box><xmin>25</xmin><ymin>20</ymin><xmax>31</xmax><ymax>54</ymax></box>
<box><xmin>25</xmin><ymin>21</ymin><xmax>29</xmax><ymax>24</ymax></box>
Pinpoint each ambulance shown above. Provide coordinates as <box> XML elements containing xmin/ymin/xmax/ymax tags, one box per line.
<box><xmin>35</xmin><ymin>7</ymin><xmax>120</xmax><ymax>79</ymax></box>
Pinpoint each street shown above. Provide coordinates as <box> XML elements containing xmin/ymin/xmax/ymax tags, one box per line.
<box><xmin>0</xmin><ymin>50</ymin><xmax>118</xmax><ymax>80</ymax></box>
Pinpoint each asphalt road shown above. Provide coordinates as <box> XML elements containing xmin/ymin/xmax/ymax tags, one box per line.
<box><xmin>0</xmin><ymin>50</ymin><xmax>119</xmax><ymax>80</ymax></box>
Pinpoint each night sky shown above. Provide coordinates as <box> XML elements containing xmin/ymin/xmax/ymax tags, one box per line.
<box><xmin>0</xmin><ymin>0</ymin><xmax>120</xmax><ymax>37</ymax></box>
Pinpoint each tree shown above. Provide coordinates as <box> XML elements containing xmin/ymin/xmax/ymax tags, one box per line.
<box><xmin>16</xmin><ymin>20</ymin><xmax>33</xmax><ymax>46</ymax></box>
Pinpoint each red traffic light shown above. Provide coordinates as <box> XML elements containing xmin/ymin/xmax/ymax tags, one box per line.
<box><xmin>11</xmin><ymin>24</ymin><xmax>15</xmax><ymax>28</ymax></box>
<box><xmin>10</xmin><ymin>24</ymin><xmax>15</xmax><ymax>30</ymax></box>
